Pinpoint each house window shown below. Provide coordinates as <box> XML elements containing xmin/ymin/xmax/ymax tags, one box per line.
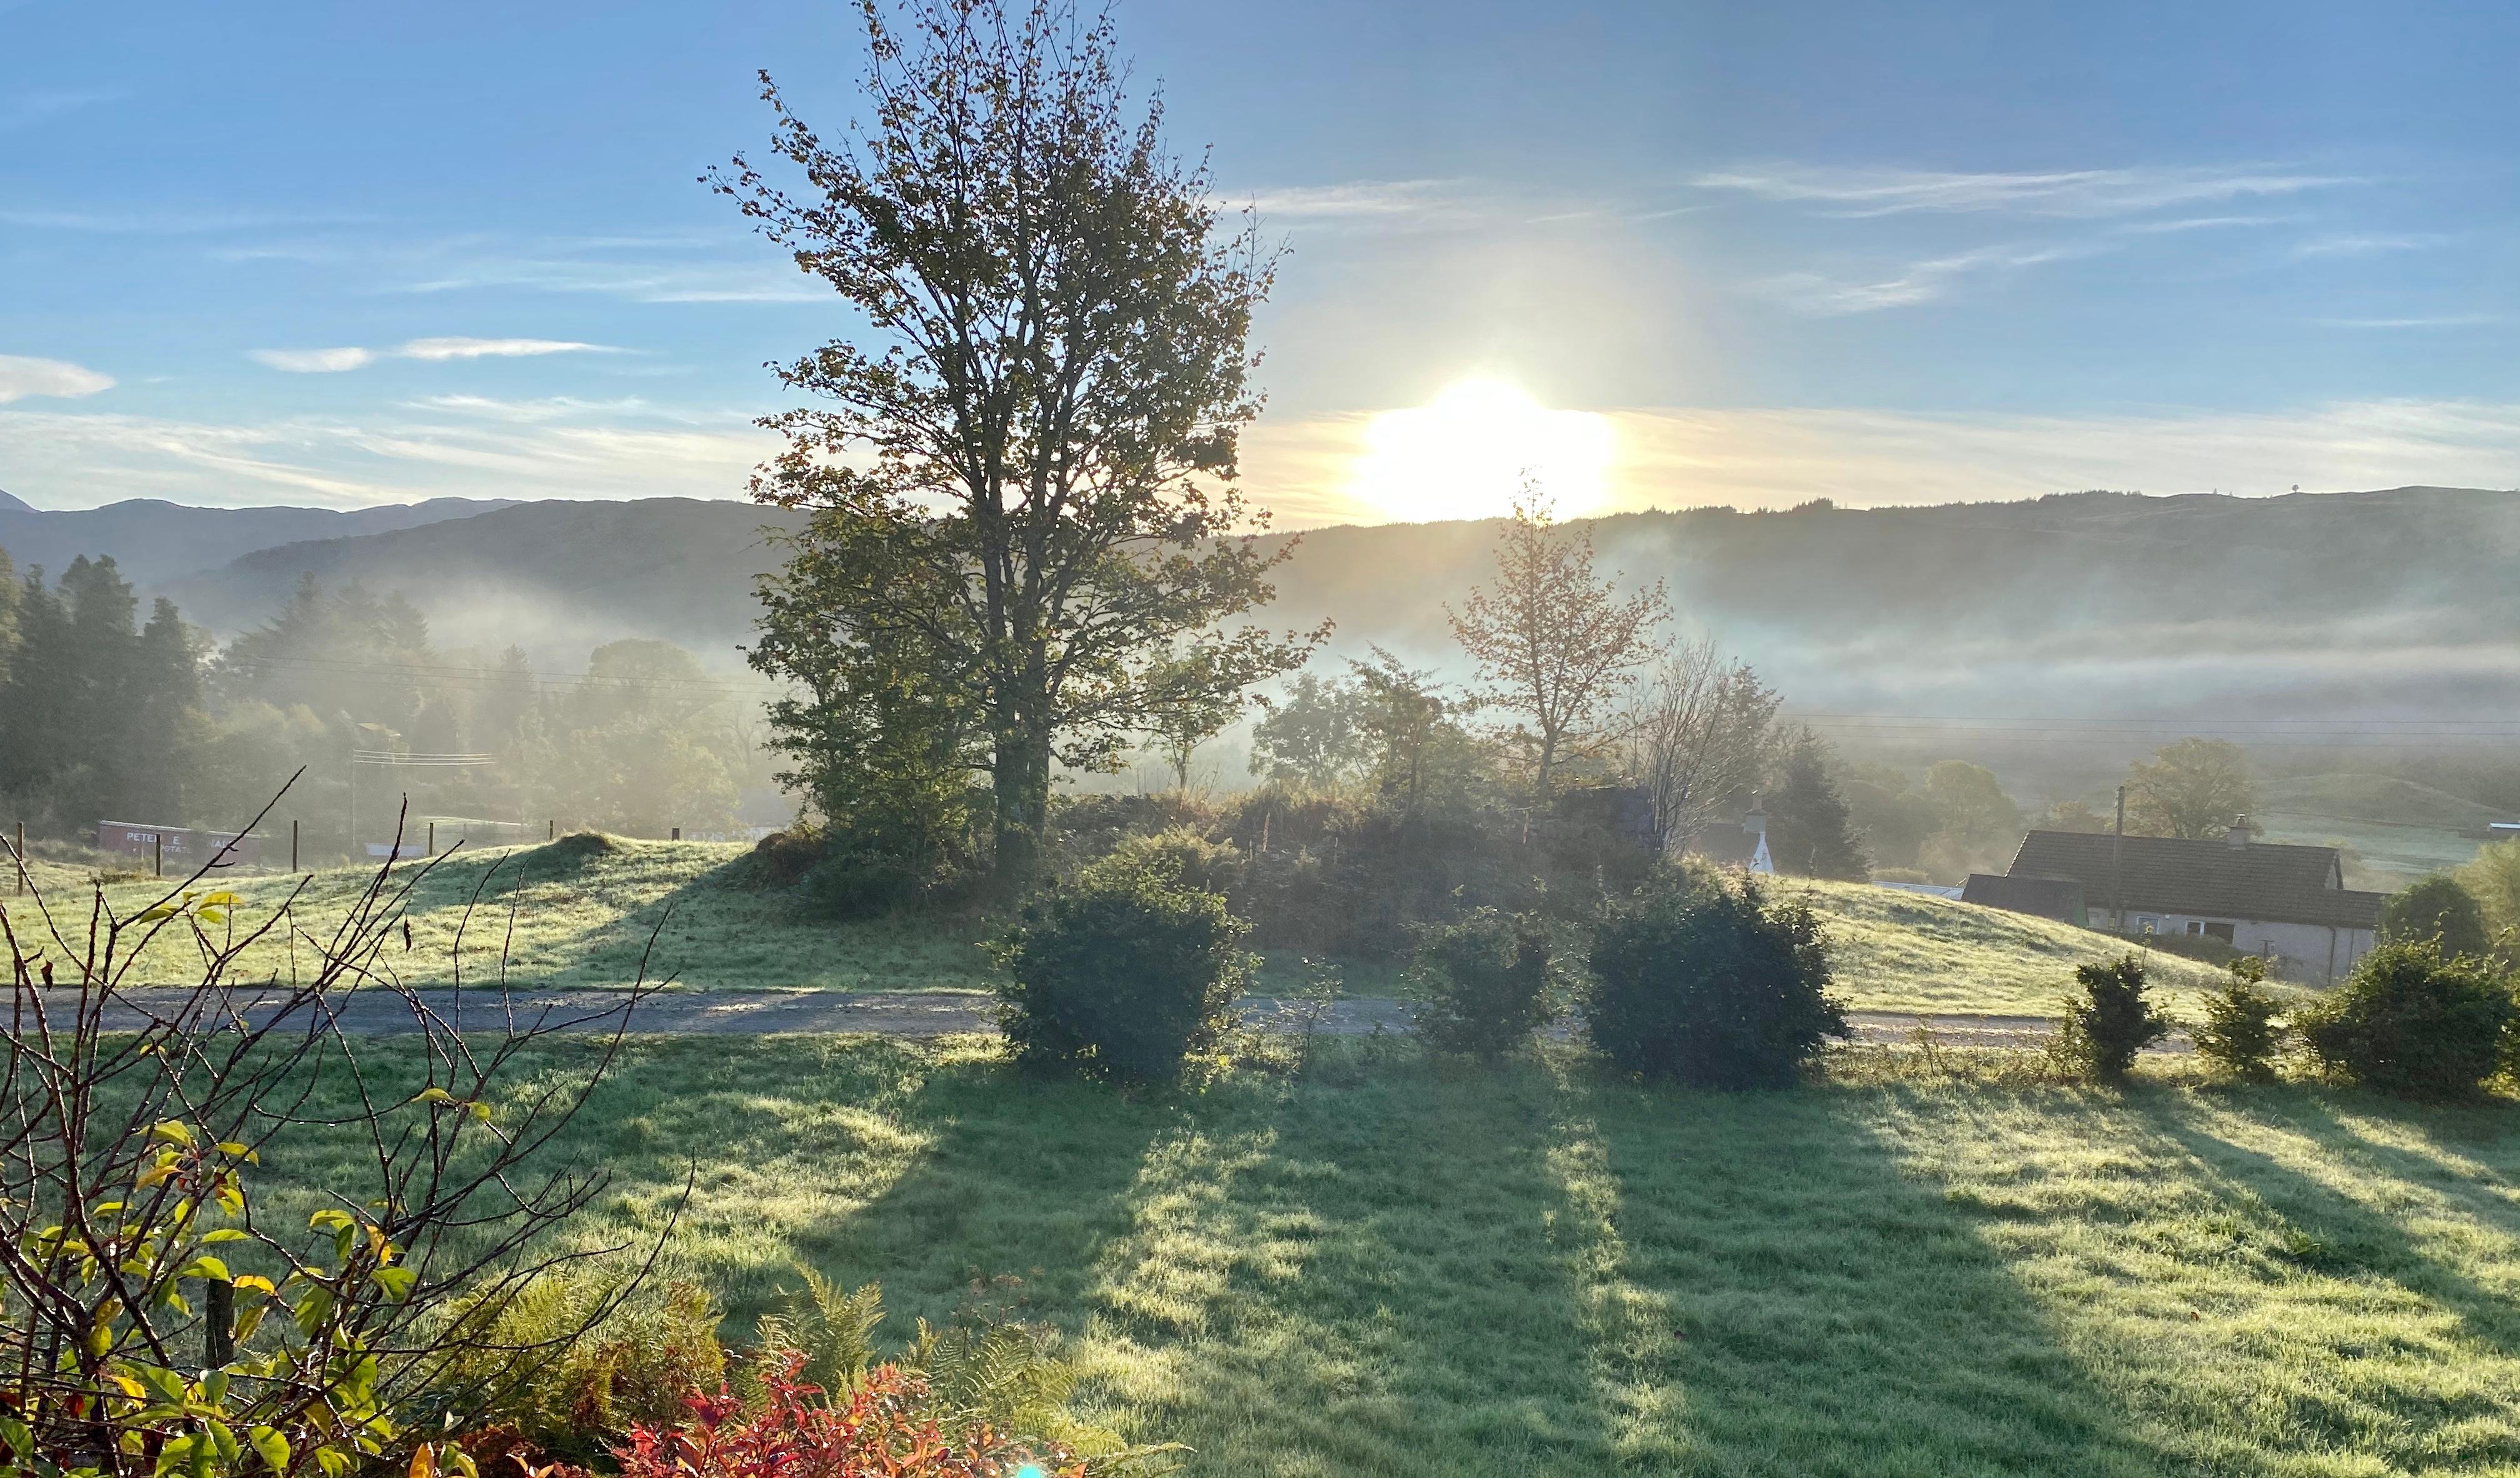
<box><xmin>2204</xmin><ymin>922</ymin><xmax>2235</xmax><ymax>943</ymax></box>
<box><xmin>2186</xmin><ymin>920</ymin><xmax>2204</xmax><ymax>937</ymax></box>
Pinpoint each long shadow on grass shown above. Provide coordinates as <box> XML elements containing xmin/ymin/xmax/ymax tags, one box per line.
<box><xmin>812</xmin><ymin>1050</ymin><xmax>1616</xmax><ymax>1477</ymax></box>
<box><xmin>2131</xmin><ymin>1093</ymin><xmax>2520</xmax><ymax>1351</ymax></box>
<box><xmin>1586</xmin><ymin>1077</ymin><xmax>2175</xmax><ymax>1477</ymax></box>
<box><xmin>2081</xmin><ymin>1089</ymin><xmax>2520</xmax><ymax>1472</ymax></box>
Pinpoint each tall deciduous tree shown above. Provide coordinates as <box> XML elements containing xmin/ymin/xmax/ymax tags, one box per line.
<box><xmin>716</xmin><ymin>0</ymin><xmax>1316</xmax><ymax>886</ymax></box>
<box><xmin>1449</xmin><ymin>495</ymin><xmax>1666</xmax><ymax>800</ymax></box>
<box><xmin>2126</xmin><ymin>736</ymin><xmax>2256</xmax><ymax>840</ymax></box>
<box><xmin>1249</xmin><ymin>671</ymin><xmax>1372</xmax><ymax>788</ymax></box>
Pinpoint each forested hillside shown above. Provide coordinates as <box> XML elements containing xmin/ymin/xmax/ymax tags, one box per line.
<box><xmin>7</xmin><ymin>485</ymin><xmax>2514</xmax><ymax>777</ymax></box>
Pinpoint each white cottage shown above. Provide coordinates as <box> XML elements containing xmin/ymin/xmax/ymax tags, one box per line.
<box><xmin>2004</xmin><ymin>820</ymin><xmax>2383</xmax><ymax>984</ymax></box>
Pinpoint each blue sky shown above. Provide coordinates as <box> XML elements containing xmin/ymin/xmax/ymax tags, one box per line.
<box><xmin>2</xmin><ymin>0</ymin><xmax>2514</xmax><ymax>521</ymax></box>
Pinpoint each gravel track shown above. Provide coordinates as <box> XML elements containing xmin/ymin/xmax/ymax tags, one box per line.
<box><xmin>62</xmin><ymin>988</ymin><xmax>2176</xmax><ymax>1051</ymax></box>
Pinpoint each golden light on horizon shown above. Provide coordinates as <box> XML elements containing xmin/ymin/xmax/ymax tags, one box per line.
<box><xmin>1348</xmin><ymin>378</ymin><xmax>1614</xmax><ymax>523</ymax></box>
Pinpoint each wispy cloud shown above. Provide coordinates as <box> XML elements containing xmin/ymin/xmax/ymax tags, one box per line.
<box><xmin>249</xmin><ymin>347</ymin><xmax>378</xmax><ymax>373</ymax></box>
<box><xmin>1693</xmin><ymin>163</ymin><xmax>2358</xmax><ymax>219</ymax></box>
<box><xmin>248</xmin><ymin>337</ymin><xmax>621</xmax><ymax>373</ymax></box>
<box><xmin>0</xmin><ymin>88</ymin><xmax>123</xmax><ymax>132</ymax></box>
<box><xmin>1233</xmin><ymin>179</ymin><xmax>1471</xmax><ymax>221</ymax></box>
<box><xmin>0</xmin><ymin>401</ymin><xmax>772</xmax><ymax>510</ymax></box>
<box><xmin>0</xmin><ymin>354</ymin><xmax>114</xmax><ymax>404</ymax></box>
<box><xmin>0</xmin><ymin>204</ymin><xmax>366</xmax><ymax>234</ymax></box>
<box><xmin>2292</xmin><ymin>232</ymin><xmax>2442</xmax><ymax>259</ymax></box>
<box><xmin>2319</xmin><ymin>313</ymin><xmax>2506</xmax><ymax>329</ymax></box>
<box><xmin>2114</xmin><ymin>214</ymin><xmax>2291</xmax><ymax>235</ymax></box>
<box><xmin>1752</xmin><ymin>243</ymin><xmax>2089</xmax><ymax>316</ymax></box>
<box><xmin>399</xmin><ymin>258</ymin><xmax>824</xmax><ymax>304</ymax></box>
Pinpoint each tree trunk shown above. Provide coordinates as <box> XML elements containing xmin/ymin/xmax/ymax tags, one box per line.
<box><xmin>991</xmin><ymin>726</ymin><xmax>1053</xmax><ymax>893</ymax></box>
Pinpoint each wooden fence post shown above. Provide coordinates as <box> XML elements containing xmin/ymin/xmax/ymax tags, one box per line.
<box><xmin>153</xmin><ymin>833</ymin><xmax>163</xmax><ymax>878</ymax></box>
<box><xmin>291</xmin><ymin>819</ymin><xmax>300</xmax><ymax>873</ymax></box>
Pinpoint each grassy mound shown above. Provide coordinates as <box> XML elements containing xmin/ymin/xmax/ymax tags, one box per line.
<box><xmin>1790</xmin><ymin>877</ymin><xmax>2235</xmax><ymax>1016</ymax></box>
<box><xmin>2262</xmin><ymin>772</ymin><xmax>2501</xmax><ymax>831</ymax></box>
<box><xmin>260</xmin><ymin>1035</ymin><xmax>2520</xmax><ymax>1477</ymax></box>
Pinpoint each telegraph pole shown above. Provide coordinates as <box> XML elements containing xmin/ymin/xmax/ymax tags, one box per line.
<box><xmin>2112</xmin><ymin>783</ymin><xmax>2127</xmax><ymax>935</ymax></box>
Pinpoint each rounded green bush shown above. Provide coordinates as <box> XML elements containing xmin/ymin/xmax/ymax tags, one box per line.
<box><xmin>1408</xmin><ymin>908</ymin><xmax>1554</xmax><ymax>1062</ymax></box>
<box><xmin>1586</xmin><ymin>870</ymin><xmax>1847</xmax><ymax>1089</ymax></box>
<box><xmin>2379</xmin><ymin>874</ymin><xmax>2491</xmax><ymax>960</ymax></box>
<box><xmin>990</xmin><ymin>855</ymin><xmax>1253</xmax><ymax>1086</ymax></box>
<box><xmin>2297</xmin><ymin>940</ymin><xmax>2511</xmax><ymax>1098</ymax></box>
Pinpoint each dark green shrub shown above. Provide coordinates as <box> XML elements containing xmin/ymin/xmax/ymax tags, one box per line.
<box><xmin>2054</xmin><ymin>955</ymin><xmax>2171</xmax><ymax>1081</ymax></box>
<box><xmin>747</xmin><ymin>825</ymin><xmax>828</xmax><ymax>886</ymax></box>
<box><xmin>990</xmin><ymin>855</ymin><xmax>1253</xmax><ymax>1086</ymax></box>
<box><xmin>799</xmin><ymin>849</ymin><xmax>928</xmax><ymax>917</ymax></box>
<box><xmin>1586</xmin><ymin>870</ymin><xmax>1847</xmax><ymax>1088</ymax></box>
<box><xmin>2192</xmin><ymin>955</ymin><xmax>2284</xmax><ymax>1082</ymax></box>
<box><xmin>2299</xmin><ymin>940</ymin><xmax>2512</xmax><ymax>1098</ymax></box>
<box><xmin>2380</xmin><ymin>874</ymin><xmax>2491</xmax><ymax>959</ymax></box>
<box><xmin>1408</xmin><ymin>908</ymin><xmax>1554</xmax><ymax>1061</ymax></box>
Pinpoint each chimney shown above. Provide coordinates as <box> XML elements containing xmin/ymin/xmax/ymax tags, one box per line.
<box><xmin>2225</xmin><ymin>815</ymin><xmax>2255</xmax><ymax>849</ymax></box>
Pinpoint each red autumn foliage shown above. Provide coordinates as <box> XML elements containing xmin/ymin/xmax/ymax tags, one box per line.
<box><xmin>601</xmin><ymin>1352</ymin><xmax>1080</xmax><ymax>1478</ymax></box>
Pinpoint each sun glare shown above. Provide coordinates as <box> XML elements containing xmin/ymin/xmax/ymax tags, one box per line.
<box><xmin>1349</xmin><ymin>379</ymin><xmax>1614</xmax><ymax>523</ymax></box>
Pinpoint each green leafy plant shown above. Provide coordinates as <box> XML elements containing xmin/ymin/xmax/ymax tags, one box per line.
<box><xmin>2053</xmin><ymin>955</ymin><xmax>2172</xmax><ymax>1082</ymax></box>
<box><xmin>454</xmin><ymin>1280</ymin><xmax>728</xmax><ymax>1467</ymax></box>
<box><xmin>0</xmin><ymin>787</ymin><xmax>663</xmax><ymax>1478</ymax></box>
<box><xmin>991</xmin><ymin>855</ymin><xmax>1254</xmax><ymax>1087</ymax></box>
<box><xmin>1408</xmin><ymin>908</ymin><xmax>1554</xmax><ymax>1062</ymax></box>
<box><xmin>2192</xmin><ymin>955</ymin><xmax>2286</xmax><ymax>1082</ymax></box>
<box><xmin>2299</xmin><ymin>940</ymin><xmax>2513</xmax><ymax>1098</ymax></box>
<box><xmin>1586</xmin><ymin>869</ymin><xmax>1848</xmax><ymax>1088</ymax></box>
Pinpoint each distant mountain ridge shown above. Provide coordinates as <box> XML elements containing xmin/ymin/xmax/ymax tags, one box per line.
<box><xmin>0</xmin><ymin>496</ymin><xmax>518</xmax><ymax>589</ymax></box>
<box><xmin>7</xmin><ymin>486</ymin><xmax>2516</xmax><ymax>748</ymax></box>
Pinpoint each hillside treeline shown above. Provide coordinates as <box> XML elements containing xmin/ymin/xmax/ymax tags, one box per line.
<box><xmin>0</xmin><ymin>543</ymin><xmax>773</xmax><ymax>858</ymax></box>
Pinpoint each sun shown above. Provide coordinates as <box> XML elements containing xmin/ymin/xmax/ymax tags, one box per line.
<box><xmin>1349</xmin><ymin>378</ymin><xmax>1614</xmax><ymax>523</ymax></box>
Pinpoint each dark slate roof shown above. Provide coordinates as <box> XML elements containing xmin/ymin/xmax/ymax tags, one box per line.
<box><xmin>2007</xmin><ymin>830</ymin><xmax>2384</xmax><ymax>929</ymax></box>
<box><xmin>1681</xmin><ymin>825</ymin><xmax>1761</xmax><ymax>867</ymax></box>
<box><xmin>1962</xmin><ymin>872</ymin><xmax>2086</xmax><ymax>923</ymax></box>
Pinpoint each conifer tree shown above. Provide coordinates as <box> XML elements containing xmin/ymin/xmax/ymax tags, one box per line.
<box><xmin>1767</xmin><ymin>732</ymin><xmax>1869</xmax><ymax>880</ymax></box>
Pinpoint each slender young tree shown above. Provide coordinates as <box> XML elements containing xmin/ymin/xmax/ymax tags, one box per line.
<box><xmin>0</xmin><ymin>542</ymin><xmax>18</xmax><ymax>684</ymax></box>
<box><xmin>716</xmin><ymin>0</ymin><xmax>1318</xmax><ymax>886</ymax></box>
<box><xmin>1623</xmin><ymin>638</ymin><xmax>1779</xmax><ymax>852</ymax></box>
<box><xmin>1138</xmin><ymin>645</ymin><xmax>1244</xmax><ymax>792</ymax></box>
<box><xmin>1449</xmin><ymin>493</ymin><xmax>1667</xmax><ymax>799</ymax></box>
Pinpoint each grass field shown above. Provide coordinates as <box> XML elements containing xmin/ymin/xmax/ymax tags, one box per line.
<box><xmin>2</xmin><ymin>837</ymin><xmax>1003</xmax><ymax>993</ymax></box>
<box><xmin>252</xmin><ymin>1035</ymin><xmax>2520</xmax><ymax>1476</ymax></box>
<box><xmin>2258</xmin><ymin>772</ymin><xmax>2496</xmax><ymax>889</ymax></box>
<box><xmin>3</xmin><ymin>836</ymin><xmax>2235</xmax><ymax>1015</ymax></box>
<box><xmin>1780</xmin><ymin>877</ymin><xmax>2235</xmax><ymax>1015</ymax></box>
